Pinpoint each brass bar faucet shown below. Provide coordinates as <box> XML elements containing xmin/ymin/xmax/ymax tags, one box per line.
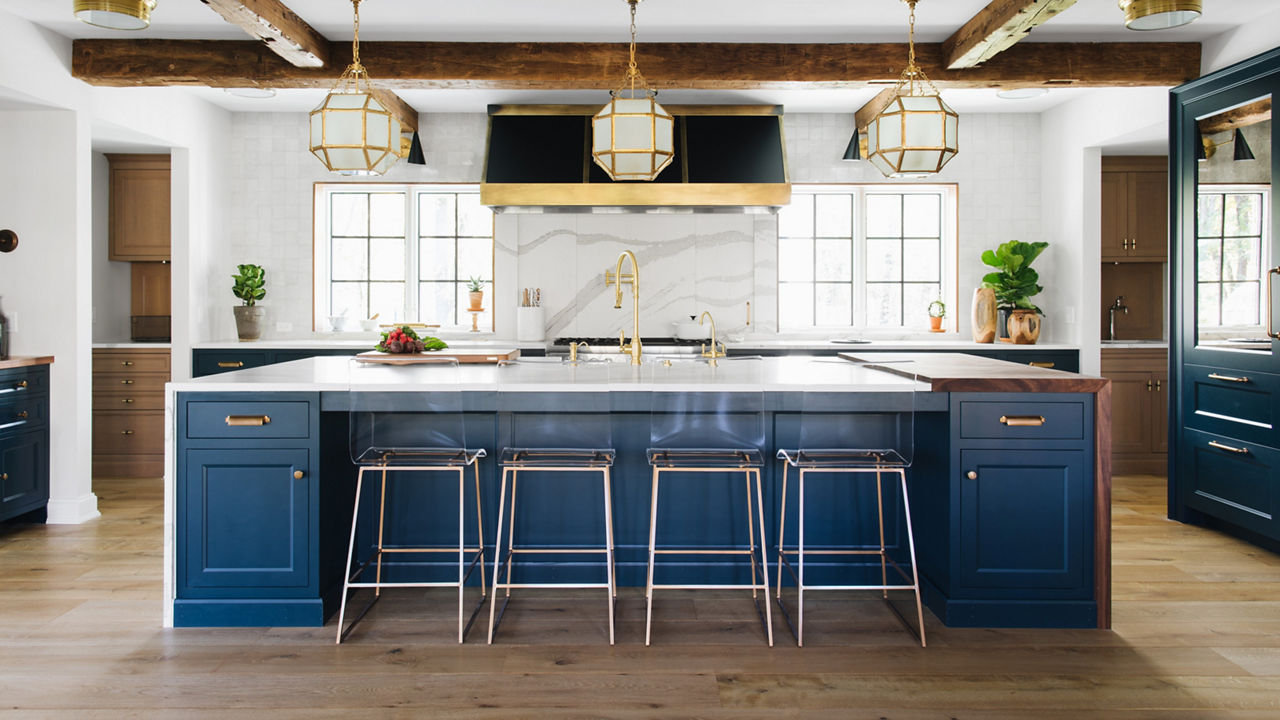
<box><xmin>605</xmin><ymin>250</ymin><xmax>643</xmax><ymax>365</ymax></box>
<box><xmin>1109</xmin><ymin>295</ymin><xmax>1128</xmax><ymax>340</ymax></box>
<box><xmin>699</xmin><ymin>310</ymin><xmax>726</xmax><ymax>366</ymax></box>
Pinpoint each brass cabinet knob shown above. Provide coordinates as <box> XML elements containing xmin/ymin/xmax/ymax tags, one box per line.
<box><xmin>16</xmin><ymin>380</ymin><xmax>27</xmax><ymax>389</ymax></box>
<box><xmin>120</xmin><ymin>430</ymin><xmax>134</xmax><ymax>436</ymax></box>
<box><xmin>967</xmin><ymin>471</ymin><xmax>978</xmax><ymax>480</ymax></box>
<box><xmin>16</xmin><ymin>411</ymin><xmax>27</xmax><ymax>419</ymax></box>
<box><xmin>1</xmin><ymin>473</ymin><xmax>7</xmax><ymax>481</ymax></box>
<box><xmin>293</xmin><ymin>470</ymin><xmax>305</xmax><ymax>479</ymax></box>
<box><xmin>121</xmin><ymin>398</ymin><xmax>134</xmax><ymax>404</ymax></box>
<box><xmin>121</xmin><ymin>361</ymin><xmax>134</xmax><ymax>367</ymax></box>
<box><xmin>121</xmin><ymin>379</ymin><xmax>134</xmax><ymax>385</ymax></box>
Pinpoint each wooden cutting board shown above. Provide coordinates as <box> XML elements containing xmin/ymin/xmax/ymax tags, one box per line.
<box><xmin>355</xmin><ymin>349</ymin><xmax>520</xmax><ymax>365</ymax></box>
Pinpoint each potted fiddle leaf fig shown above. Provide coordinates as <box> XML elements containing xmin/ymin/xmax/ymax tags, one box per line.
<box><xmin>232</xmin><ymin>263</ymin><xmax>266</xmax><ymax>341</ymax></box>
<box><xmin>981</xmin><ymin>240</ymin><xmax>1048</xmax><ymax>343</ymax></box>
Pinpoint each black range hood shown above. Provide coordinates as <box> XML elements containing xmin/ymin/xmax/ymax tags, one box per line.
<box><xmin>480</xmin><ymin>104</ymin><xmax>791</xmax><ymax>208</ymax></box>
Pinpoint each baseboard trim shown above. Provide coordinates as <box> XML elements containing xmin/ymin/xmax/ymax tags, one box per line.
<box><xmin>45</xmin><ymin>492</ymin><xmax>101</xmax><ymax>524</ymax></box>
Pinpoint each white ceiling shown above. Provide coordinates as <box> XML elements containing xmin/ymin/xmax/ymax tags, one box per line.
<box><xmin>3</xmin><ymin>0</ymin><xmax>1277</xmax><ymax>114</ymax></box>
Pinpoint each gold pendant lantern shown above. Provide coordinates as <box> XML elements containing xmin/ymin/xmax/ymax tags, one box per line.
<box><xmin>865</xmin><ymin>0</ymin><xmax>959</xmax><ymax>178</ymax></box>
<box><xmin>309</xmin><ymin>0</ymin><xmax>403</xmax><ymax>176</ymax></box>
<box><xmin>592</xmin><ymin>0</ymin><xmax>674</xmax><ymax>182</ymax></box>
<box><xmin>74</xmin><ymin>0</ymin><xmax>156</xmax><ymax>30</ymax></box>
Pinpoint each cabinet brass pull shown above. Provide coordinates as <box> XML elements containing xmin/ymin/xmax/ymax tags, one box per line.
<box><xmin>1208</xmin><ymin>440</ymin><xmax>1249</xmax><ymax>455</ymax></box>
<box><xmin>293</xmin><ymin>470</ymin><xmax>305</xmax><ymax>480</ymax></box>
<box><xmin>121</xmin><ymin>361</ymin><xmax>134</xmax><ymax>367</ymax></box>
<box><xmin>120</xmin><ymin>379</ymin><xmax>134</xmax><ymax>385</ymax></box>
<box><xmin>1</xmin><ymin>473</ymin><xmax>7</xmax><ymax>481</ymax></box>
<box><xmin>120</xmin><ymin>430</ymin><xmax>134</xmax><ymax>436</ymax></box>
<box><xmin>217</xmin><ymin>361</ymin><xmax>245</xmax><ymax>368</ymax></box>
<box><xmin>1154</xmin><ymin>380</ymin><xmax>1162</xmax><ymax>392</ymax></box>
<box><xmin>1268</xmin><ymin>267</ymin><xmax>1280</xmax><ymax>340</ymax></box>
<box><xmin>16</xmin><ymin>411</ymin><xmax>27</xmax><ymax>419</ymax></box>
<box><xmin>225</xmin><ymin>415</ymin><xmax>270</xmax><ymax>427</ymax></box>
<box><xmin>1208</xmin><ymin>373</ymin><xmax>1250</xmax><ymax>384</ymax></box>
<box><xmin>966</xmin><ymin>471</ymin><xmax>978</xmax><ymax>480</ymax></box>
<box><xmin>1146</xmin><ymin>380</ymin><xmax>1153</xmax><ymax>392</ymax></box>
<box><xmin>17</xmin><ymin>380</ymin><xmax>26</xmax><ymax>389</ymax></box>
<box><xmin>1000</xmin><ymin>415</ymin><xmax>1046</xmax><ymax>427</ymax></box>
<box><xmin>120</xmin><ymin>398</ymin><xmax>133</xmax><ymax>404</ymax></box>
<box><xmin>1028</xmin><ymin>361</ymin><xmax>1056</xmax><ymax>369</ymax></box>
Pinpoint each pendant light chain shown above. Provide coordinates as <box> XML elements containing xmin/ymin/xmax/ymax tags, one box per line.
<box><xmin>628</xmin><ymin>0</ymin><xmax>639</xmax><ymax>92</ymax></box>
<box><xmin>896</xmin><ymin>0</ymin><xmax>939</xmax><ymax>99</ymax></box>
<box><xmin>351</xmin><ymin>0</ymin><xmax>362</xmax><ymax>70</ymax></box>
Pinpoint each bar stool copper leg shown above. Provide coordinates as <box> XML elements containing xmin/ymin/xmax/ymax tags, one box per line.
<box><xmin>457</xmin><ymin>467</ymin><xmax>466</xmax><ymax>644</ymax></box>
<box><xmin>487</xmin><ymin>467</ymin><xmax>510</xmax><ymax>644</ymax></box>
<box><xmin>745</xmin><ymin>471</ymin><xmax>758</xmax><ymax>598</ymax></box>
<box><xmin>603</xmin><ymin>467</ymin><xmax>616</xmax><ymax>645</ymax></box>
<box><xmin>753</xmin><ymin>468</ymin><xmax>774</xmax><ymax>647</ymax></box>
<box><xmin>797</xmin><ymin>467</ymin><xmax>805</xmax><ymax>647</ymax></box>
<box><xmin>505</xmin><ymin>470</ymin><xmax>520</xmax><ymax>597</ymax></box>
<box><xmin>876</xmin><ymin>468</ymin><xmax>888</xmax><ymax>599</ymax></box>
<box><xmin>336</xmin><ymin>466</ymin><xmax>367</xmax><ymax>644</ymax></box>
<box><xmin>645</xmin><ymin>466</ymin><xmax>661</xmax><ymax>647</ymax></box>
<box><xmin>776</xmin><ymin>461</ymin><xmax>788</xmax><ymax>599</ymax></box>
<box><xmin>474</xmin><ymin>462</ymin><xmax>487</xmax><ymax>599</ymax></box>
<box><xmin>898</xmin><ymin>468</ymin><xmax>926</xmax><ymax>648</ymax></box>
<box><xmin>376</xmin><ymin>466</ymin><xmax>388</xmax><ymax>596</ymax></box>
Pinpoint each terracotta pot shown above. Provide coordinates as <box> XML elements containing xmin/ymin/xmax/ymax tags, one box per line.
<box><xmin>929</xmin><ymin>316</ymin><xmax>943</xmax><ymax>331</ymax></box>
<box><xmin>1007</xmin><ymin>309</ymin><xmax>1042</xmax><ymax>344</ymax></box>
<box><xmin>233</xmin><ymin>305</ymin><xmax>265</xmax><ymax>341</ymax></box>
<box><xmin>970</xmin><ymin>288</ymin><xmax>997</xmax><ymax>343</ymax></box>
<box><xmin>468</xmin><ymin>291</ymin><xmax>484</xmax><ymax>311</ymax></box>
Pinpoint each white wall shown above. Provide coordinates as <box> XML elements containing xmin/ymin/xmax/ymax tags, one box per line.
<box><xmin>1201</xmin><ymin>12</ymin><xmax>1280</xmax><ymax>73</ymax></box>
<box><xmin>217</xmin><ymin>111</ymin><xmax>1046</xmax><ymax>341</ymax></box>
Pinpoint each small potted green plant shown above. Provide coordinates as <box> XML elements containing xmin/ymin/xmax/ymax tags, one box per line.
<box><xmin>466</xmin><ymin>276</ymin><xmax>484</xmax><ymax>312</ymax></box>
<box><xmin>927</xmin><ymin>298</ymin><xmax>946</xmax><ymax>332</ymax></box>
<box><xmin>232</xmin><ymin>263</ymin><xmax>266</xmax><ymax>341</ymax></box>
<box><xmin>980</xmin><ymin>240</ymin><xmax>1048</xmax><ymax>343</ymax></box>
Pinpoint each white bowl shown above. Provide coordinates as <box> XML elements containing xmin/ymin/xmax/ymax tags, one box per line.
<box><xmin>359</xmin><ymin>318</ymin><xmax>379</xmax><ymax>332</ymax></box>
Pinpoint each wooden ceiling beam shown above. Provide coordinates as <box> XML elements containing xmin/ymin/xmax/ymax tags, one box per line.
<box><xmin>943</xmin><ymin>0</ymin><xmax>1079</xmax><ymax>69</ymax></box>
<box><xmin>198</xmin><ymin>0</ymin><xmax>329</xmax><ymax>68</ymax></box>
<box><xmin>71</xmin><ymin>39</ymin><xmax>1201</xmax><ymax>90</ymax></box>
<box><xmin>368</xmin><ymin>88</ymin><xmax>418</xmax><ymax>134</ymax></box>
<box><xmin>1197</xmin><ymin>97</ymin><xmax>1271</xmax><ymax>135</ymax></box>
<box><xmin>854</xmin><ymin>88</ymin><xmax>898</xmax><ymax>131</ymax></box>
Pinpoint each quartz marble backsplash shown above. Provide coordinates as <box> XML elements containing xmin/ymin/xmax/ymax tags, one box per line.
<box><xmin>506</xmin><ymin>213</ymin><xmax>771</xmax><ymax>339</ymax></box>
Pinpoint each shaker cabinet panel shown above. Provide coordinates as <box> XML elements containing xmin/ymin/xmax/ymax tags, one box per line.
<box><xmin>1100</xmin><ymin>158</ymin><xmax>1167</xmax><ymax>262</ymax></box>
<box><xmin>107</xmin><ymin>154</ymin><xmax>170</xmax><ymax>262</ymax></box>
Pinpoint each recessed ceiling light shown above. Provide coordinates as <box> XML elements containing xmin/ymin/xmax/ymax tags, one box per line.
<box><xmin>997</xmin><ymin>88</ymin><xmax>1049</xmax><ymax>100</ymax></box>
<box><xmin>1119</xmin><ymin>0</ymin><xmax>1201</xmax><ymax>31</ymax></box>
<box><xmin>74</xmin><ymin>0</ymin><xmax>155</xmax><ymax>30</ymax></box>
<box><xmin>224</xmin><ymin>88</ymin><xmax>277</xmax><ymax>99</ymax></box>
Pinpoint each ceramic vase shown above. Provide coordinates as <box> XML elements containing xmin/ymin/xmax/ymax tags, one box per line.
<box><xmin>1008</xmin><ymin>309</ymin><xmax>1042</xmax><ymax>344</ymax></box>
<box><xmin>971</xmin><ymin>288</ymin><xmax>997</xmax><ymax>343</ymax></box>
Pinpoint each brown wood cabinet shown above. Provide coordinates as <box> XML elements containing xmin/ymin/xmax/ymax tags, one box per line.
<box><xmin>92</xmin><ymin>347</ymin><xmax>170</xmax><ymax>478</ymax></box>
<box><xmin>107</xmin><ymin>154</ymin><xmax>170</xmax><ymax>262</ymax></box>
<box><xmin>130</xmin><ymin>262</ymin><xmax>171</xmax><ymax>316</ymax></box>
<box><xmin>1100</xmin><ymin>262</ymin><xmax>1165</xmax><ymax>340</ymax></box>
<box><xmin>1101</xmin><ymin>157</ymin><xmax>1168</xmax><ymax>262</ymax></box>
<box><xmin>1101</xmin><ymin>347</ymin><xmax>1168</xmax><ymax>475</ymax></box>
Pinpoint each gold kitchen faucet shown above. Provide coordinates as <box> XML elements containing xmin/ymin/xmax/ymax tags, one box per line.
<box><xmin>605</xmin><ymin>250</ymin><xmax>643</xmax><ymax>365</ymax></box>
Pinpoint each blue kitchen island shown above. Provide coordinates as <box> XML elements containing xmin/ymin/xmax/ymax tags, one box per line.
<box><xmin>163</xmin><ymin>353</ymin><xmax>1110</xmax><ymax>632</ymax></box>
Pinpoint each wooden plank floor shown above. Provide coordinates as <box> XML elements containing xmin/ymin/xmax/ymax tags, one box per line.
<box><xmin>2</xmin><ymin>474</ymin><xmax>1279</xmax><ymax>717</ymax></box>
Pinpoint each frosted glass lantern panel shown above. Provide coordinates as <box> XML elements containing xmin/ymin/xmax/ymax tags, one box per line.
<box><xmin>653</xmin><ymin>115</ymin><xmax>674</xmax><ymax>152</ymax></box>
<box><xmin>326</xmin><ymin>112</ymin><xmax>365</xmax><ymax>143</ymax></box>
<box><xmin>904</xmin><ymin>115</ymin><xmax>944</xmax><ymax>147</ymax></box>
<box><xmin>902</xmin><ymin>150</ymin><xmax>939</xmax><ymax>173</ymax></box>
<box><xmin>367</xmin><ymin>116</ymin><xmax>392</xmax><ymax>147</ymax></box>
<box><xmin>613</xmin><ymin>98</ymin><xmax>653</xmax><ymax>115</ymax></box>
<box><xmin>369</xmin><ymin>150</ymin><xmax>397</xmax><ymax>175</ymax></box>
<box><xmin>616</xmin><ymin>153</ymin><xmax>654</xmax><ymax>175</ymax></box>
<box><xmin>615</xmin><ymin>116</ymin><xmax>656</xmax><ymax>151</ymax></box>
<box><xmin>945</xmin><ymin>114</ymin><xmax>958</xmax><ymax>145</ymax></box>
<box><xmin>330</xmin><ymin>93</ymin><xmax>367</xmax><ymax>110</ymax></box>
<box><xmin>868</xmin><ymin>154</ymin><xmax>894</xmax><ymax>176</ymax></box>
<box><xmin>328</xmin><ymin>148</ymin><xmax>367</xmax><ymax>169</ymax></box>
<box><xmin>878</xmin><ymin>114</ymin><xmax>903</xmax><ymax>149</ymax></box>
<box><xmin>592</xmin><ymin>116</ymin><xmax>612</xmax><ymax>152</ymax></box>
<box><xmin>309</xmin><ymin>113</ymin><xmax>324</xmax><ymax>144</ymax></box>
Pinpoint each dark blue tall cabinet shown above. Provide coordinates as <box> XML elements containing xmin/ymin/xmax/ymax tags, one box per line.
<box><xmin>1170</xmin><ymin>47</ymin><xmax>1280</xmax><ymax>550</ymax></box>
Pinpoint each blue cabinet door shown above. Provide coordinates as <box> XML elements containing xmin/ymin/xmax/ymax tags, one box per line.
<box><xmin>180</xmin><ymin>448</ymin><xmax>312</xmax><ymax>594</ymax></box>
<box><xmin>0</xmin><ymin>429</ymin><xmax>49</xmax><ymax>521</ymax></box>
<box><xmin>957</xmin><ymin>448</ymin><xmax>1092</xmax><ymax>596</ymax></box>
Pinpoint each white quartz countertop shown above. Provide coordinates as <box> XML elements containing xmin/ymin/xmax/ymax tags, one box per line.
<box><xmin>1100</xmin><ymin>341</ymin><xmax>1169</xmax><ymax>349</ymax></box>
<box><xmin>194</xmin><ymin>337</ymin><xmax>1077</xmax><ymax>352</ymax></box>
<box><xmin>169</xmin><ymin>355</ymin><xmax>925</xmax><ymax>393</ymax></box>
<box><xmin>93</xmin><ymin>342</ymin><xmax>172</xmax><ymax>349</ymax></box>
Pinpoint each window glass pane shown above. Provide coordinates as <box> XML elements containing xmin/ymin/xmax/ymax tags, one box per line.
<box><xmin>369</xmin><ymin>282</ymin><xmax>405</xmax><ymax>322</ymax></box>
<box><xmin>1197</xmin><ymin>194</ymin><xmax>1223</xmax><ymax>238</ymax></box>
<box><xmin>369</xmin><ymin>193</ymin><xmax>405</xmax><ymax>237</ymax></box>
<box><xmin>815</xmin><ymin>284</ymin><xmax>852</xmax><ymax>326</ymax></box>
<box><xmin>866</xmin><ymin>238</ymin><xmax>901</xmax><ymax>282</ymax></box>
<box><xmin>815</xmin><ymin>194</ymin><xmax>852</xmax><ymax>238</ymax></box>
<box><xmin>865</xmin><ymin>284</ymin><xmax>901</xmax><ymax>327</ymax></box>
<box><xmin>369</xmin><ymin>237</ymin><xmax>405</xmax><ymax>281</ymax></box>
<box><xmin>779</xmin><ymin>283</ymin><xmax>814</xmax><ymax>328</ymax></box>
<box><xmin>902</xmin><ymin>194</ymin><xmax>940</xmax><ymax>238</ymax></box>
<box><xmin>1221</xmin><ymin>235</ymin><xmax>1259</xmax><ymax>282</ymax></box>
<box><xmin>457</xmin><ymin>237</ymin><xmax>493</xmax><ymax>281</ymax></box>
<box><xmin>865</xmin><ymin>194</ymin><xmax>902</xmax><ymax>238</ymax></box>
<box><xmin>331</xmin><ymin>237</ymin><xmax>368</xmax><ymax>281</ymax></box>
<box><xmin>815</xmin><ymin>238</ymin><xmax>852</xmax><ymax>282</ymax></box>
<box><xmin>902</xmin><ymin>238</ymin><xmax>940</xmax><ymax>282</ymax></box>
<box><xmin>1197</xmin><ymin>284</ymin><xmax>1221</xmax><ymax>327</ymax></box>
<box><xmin>419</xmin><ymin>237</ymin><xmax>456</xmax><ymax>281</ymax></box>
<box><xmin>1223</xmin><ymin>194</ymin><xmax>1262</xmax><ymax>237</ymax></box>
<box><xmin>778</xmin><ymin>236</ymin><xmax>814</xmax><ymax>282</ymax></box>
<box><xmin>419</xmin><ymin>193</ymin><xmax>456</xmax><ymax>236</ymax></box>
<box><xmin>1221</xmin><ymin>282</ymin><xmax>1259</xmax><ymax>325</ymax></box>
<box><xmin>419</xmin><ymin>282</ymin><xmax>456</xmax><ymax>325</ymax></box>
<box><xmin>331</xmin><ymin>193</ymin><xmax>368</xmax><ymax>236</ymax></box>
<box><xmin>457</xmin><ymin>194</ymin><xmax>492</xmax><ymax>237</ymax></box>
<box><xmin>903</xmin><ymin>283</ymin><xmax>941</xmax><ymax>330</ymax></box>
<box><xmin>1197</xmin><ymin>239</ymin><xmax>1222</xmax><ymax>282</ymax></box>
<box><xmin>778</xmin><ymin>195</ymin><xmax>814</xmax><ymax>238</ymax></box>
<box><xmin>331</xmin><ymin>281</ymin><xmax>367</xmax><ymax>319</ymax></box>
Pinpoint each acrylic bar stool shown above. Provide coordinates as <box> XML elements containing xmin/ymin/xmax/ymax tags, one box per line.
<box><xmin>645</xmin><ymin>355</ymin><xmax>772</xmax><ymax>646</ymax></box>
<box><xmin>775</xmin><ymin>362</ymin><xmax>925</xmax><ymax>647</ymax></box>
<box><xmin>488</xmin><ymin>359</ymin><xmax>617</xmax><ymax>644</ymax></box>
<box><xmin>336</xmin><ymin>358</ymin><xmax>488</xmax><ymax>644</ymax></box>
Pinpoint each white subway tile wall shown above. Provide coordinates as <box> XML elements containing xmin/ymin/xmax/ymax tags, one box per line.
<box><xmin>219</xmin><ymin>111</ymin><xmax>1042</xmax><ymax>340</ymax></box>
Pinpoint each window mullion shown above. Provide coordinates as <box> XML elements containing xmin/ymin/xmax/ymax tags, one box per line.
<box><xmin>405</xmin><ymin>188</ymin><xmax>418</xmax><ymax>323</ymax></box>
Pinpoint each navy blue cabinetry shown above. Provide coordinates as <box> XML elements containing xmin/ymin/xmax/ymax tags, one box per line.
<box><xmin>174</xmin><ymin>392</ymin><xmax>352</xmax><ymax>627</ymax></box>
<box><xmin>193</xmin><ymin>349</ymin><xmax>358</xmax><ymax>377</ymax></box>
<box><xmin>0</xmin><ymin>364</ymin><xmax>50</xmax><ymax>524</ymax></box>
<box><xmin>914</xmin><ymin>392</ymin><xmax>1096</xmax><ymax>628</ymax></box>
